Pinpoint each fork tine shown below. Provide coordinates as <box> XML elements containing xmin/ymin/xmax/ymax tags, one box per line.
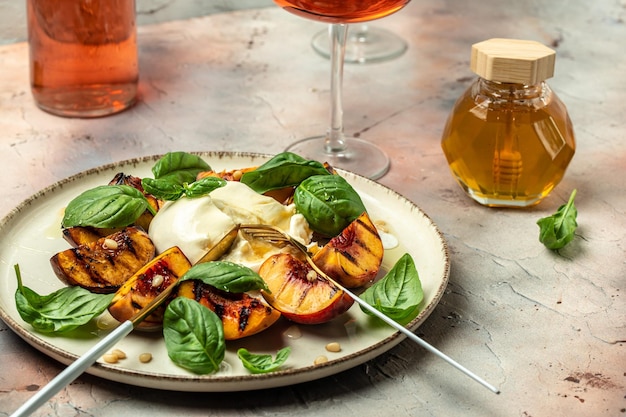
<box><xmin>240</xmin><ymin>224</ymin><xmax>277</xmax><ymax>234</ymax></box>
<box><xmin>240</xmin><ymin>224</ymin><xmax>290</xmax><ymax>242</ymax></box>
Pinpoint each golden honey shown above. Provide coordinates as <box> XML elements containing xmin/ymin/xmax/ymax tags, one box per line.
<box><xmin>441</xmin><ymin>39</ymin><xmax>576</xmax><ymax>207</ymax></box>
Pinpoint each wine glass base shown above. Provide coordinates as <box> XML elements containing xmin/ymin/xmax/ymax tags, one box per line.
<box><xmin>312</xmin><ymin>25</ymin><xmax>408</xmax><ymax>64</ymax></box>
<box><xmin>285</xmin><ymin>135</ymin><xmax>390</xmax><ymax>180</ymax></box>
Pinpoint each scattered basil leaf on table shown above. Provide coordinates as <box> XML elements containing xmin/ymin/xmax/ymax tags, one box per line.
<box><xmin>179</xmin><ymin>261</ymin><xmax>269</xmax><ymax>293</ymax></box>
<box><xmin>163</xmin><ymin>297</ymin><xmax>225</xmax><ymax>375</ymax></box>
<box><xmin>537</xmin><ymin>189</ymin><xmax>578</xmax><ymax>250</ymax></box>
<box><xmin>61</xmin><ymin>185</ymin><xmax>153</xmax><ymax>228</ymax></box>
<box><xmin>360</xmin><ymin>253</ymin><xmax>423</xmax><ymax>325</ymax></box>
<box><xmin>14</xmin><ymin>264</ymin><xmax>114</xmax><ymax>333</ymax></box>
<box><xmin>150</xmin><ymin>151</ymin><xmax>211</xmax><ymax>183</ymax></box>
<box><xmin>142</xmin><ymin>175</ymin><xmax>226</xmax><ymax>201</ymax></box>
<box><xmin>237</xmin><ymin>347</ymin><xmax>291</xmax><ymax>374</ymax></box>
<box><xmin>240</xmin><ymin>152</ymin><xmax>330</xmax><ymax>194</ymax></box>
<box><xmin>294</xmin><ymin>174</ymin><xmax>367</xmax><ymax>237</ymax></box>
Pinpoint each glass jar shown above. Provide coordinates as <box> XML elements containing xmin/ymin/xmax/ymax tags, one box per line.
<box><xmin>441</xmin><ymin>38</ymin><xmax>576</xmax><ymax>207</ymax></box>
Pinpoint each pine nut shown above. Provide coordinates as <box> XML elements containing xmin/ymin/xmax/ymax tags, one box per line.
<box><xmin>374</xmin><ymin>220</ymin><xmax>390</xmax><ymax>233</ymax></box>
<box><xmin>306</xmin><ymin>270</ymin><xmax>317</xmax><ymax>282</ymax></box>
<box><xmin>96</xmin><ymin>314</ymin><xmax>117</xmax><ymax>330</ymax></box>
<box><xmin>139</xmin><ymin>353</ymin><xmax>153</xmax><ymax>363</ymax></box>
<box><xmin>103</xmin><ymin>238</ymin><xmax>118</xmax><ymax>250</ymax></box>
<box><xmin>151</xmin><ymin>274</ymin><xmax>164</xmax><ymax>288</ymax></box>
<box><xmin>325</xmin><ymin>342</ymin><xmax>341</xmax><ymax>352</ymax></box>
<box><xmin>102</xmin><ymin>353</ymin><xmax>119</xmax><ymax>364</ymax></box>
<box><xmin>111</xmin><ymin>349</ymin><xmax>126</xmax><ymax>359</ymax></box>
<box><xmin>314</xmin><ymin>355</ymin><xmax>328</xmax><ymax>365</ymax></box>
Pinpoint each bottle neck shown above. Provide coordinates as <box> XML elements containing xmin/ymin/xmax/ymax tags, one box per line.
<box><xmin>472</xmin><ymin>78</ymin><xmax>552</xmax><ymax>109</ymax></box>
<box><xmin>476</xmin><ymin>78</ymin><xmax>546</xmax><ymax>100</ymax></box>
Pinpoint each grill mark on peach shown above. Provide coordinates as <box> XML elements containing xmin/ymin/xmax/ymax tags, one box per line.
<box><xmin>357</xmin><ymin>216</ymin><xmax>378</xmax><ymax>236</ymax></box>
<box><xmin>332</xmin><ymin>218</ymin><xmax>376</xmax><ymax>256</ymax></box>
<box><xmin>111</xmin><ymin>233</ymin><xmax>154</xmax><ymax>283</ymax></box>
<box><xmin>354</xmin><ymin>218</ymin><xmax>379</xmax><ymax>252</ymax></box>
<box><xmin>339</xmin><ymin>237</ymin><xmax>371</xmax><ymax>269</ymax></box>
<box><xmin>121</xmin><ymin>232</ymin><xmax>139</xmax><ymax>256</ymax></box>
<box><xmin>73</xmin><ymin>232</ymin><xmax>140</xmax><ymax>284</ymax></box>
<box><xmin>193</xmin><ymin>283</ymin><xmax>257</xmax><ymax>332</ymax></box>
<box><xmin>105</xmin><ymin>233</ymin><xmax>139</xmax><ymax>272</ymax></box>
<box><xmin>72</xmin><ymin>250</ymin><xmax>108</xmax><ymax>284</ymax></box>
<box><xmin>238</xmin><ymin>306</ymin><xmax>251</xmax><ymax>331</ymax></box>
<box><xmin>286</xmin><ymin>259</ymin><xmax>314</xmax><ymax>308</ymax></box>
<box><xmin>335</xmin><ymin>222</ymin><xmax>377</xmax><ymax>269</ymax></box>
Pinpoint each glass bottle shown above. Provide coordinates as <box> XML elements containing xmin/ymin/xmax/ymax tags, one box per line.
<box><xmin>27</xmin><ymin>0</ymin><xmax>138</xmax><ymax>118</ymax></box>
<box><xmin>441</xmin><ymin>38</ymin><xmax>575</xmax><ymax>207</ymax></box>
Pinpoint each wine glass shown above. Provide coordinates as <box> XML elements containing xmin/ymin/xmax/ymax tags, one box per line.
<box><xmin>274</xmin><ymin>0</ymin><xmax>411</xmax><ymax>180</ymax></box>
<box><xmin>312</xmin><ymin>24</ymin><xmax>408</xmax><ymax>64</ymax></box>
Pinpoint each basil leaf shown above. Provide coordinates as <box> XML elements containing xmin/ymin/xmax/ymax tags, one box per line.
<box><xmin>143</xmin><ymin>158</ymin><xmax>225</xmax><ymax>201</ymax></box>
<box><xmin>14</xmin><ymin>264</ymin><xmax>114</xmax><ymax>333</ymax></box>
<box><xmin>61</xmin><ymin>185</ymin><xmax>150</xmax><ymax>228</ymax></box>
<box><xmin>141</xmin><ymin>177</ymin><xmax>185</xmax><ymax>201</ymax></box>
<box><xmin>237</xmin><ymin>347</ymin><xmax>291</xmax><ymax>374</ymax></box>
<box><xmin>163</xmin><ymin>297</ymin><xmax>225</xmax><ymax>374</ymax></box>
<box><xmin>537</xmin><ymin>189</ymin><xmax>578</xmax><ymax>250</ymax></box>
<box><xmin>240</xmin><ymin>152</ymin><xmax>330</xmax><ymax>194</ymax></box>
<box><xmin>184</xmin><ymin>176</ymin><xmax>227</xmax><ymax>198</ymax></box>
<box><xmin>294</xmin><ymin>174</ymin><xmax>367</xmax><ymax>237</ymax></box>
<box><xmin>360</xmin><ymin>254</ymin><xmax>423</xmax><ymax>325</ymax></box>
<box><xmin>179</xmin><ymin>261</ymin><xmax>269</xmax><ymax>293</ymax></box>
<box><xmin>151</xmin><ymin>151</ymin><xmax>211</xmax><ymax>183</ymax></box>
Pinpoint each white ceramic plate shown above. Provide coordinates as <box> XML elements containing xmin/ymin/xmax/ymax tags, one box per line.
<box><xmin>0</xmin><ymin>152</ymin><xmax>449</xmax><ymax>392</ymax></box>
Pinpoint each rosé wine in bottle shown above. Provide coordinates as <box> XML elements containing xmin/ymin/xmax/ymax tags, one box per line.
<box><xmin>27</xmin><ymin>0</ymin><xmax>138</xmax><ymax>118</ymax></box>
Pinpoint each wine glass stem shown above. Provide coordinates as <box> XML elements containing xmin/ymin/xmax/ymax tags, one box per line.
<box><xmin>326</xmin><ymin>24</ymin><xmax>348</xmax><ymax>153</ymax></box>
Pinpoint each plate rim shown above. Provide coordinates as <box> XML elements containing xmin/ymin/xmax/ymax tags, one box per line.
<box><xmin>0</xmin><ymin>151</ymin><xmax>450</xmax><ymax>391</ymax></box>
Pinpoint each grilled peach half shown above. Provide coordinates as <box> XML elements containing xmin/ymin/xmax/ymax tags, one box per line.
<box><xmin>258</xmin><ymin>253</ymin><xmax>354</xmax><ymax>325</ymax></box>
<box><xmin>108</xmin><ymin>246</ymin><xmax>192</xmax><ymax>330</ymax></box>
<box><xmin>312</xmin><ymin>212</ymin><xmax>384</xmax><ymax>288</ymax></box>
<box><xmin>51</xmin><ymin>226</ymin><xmax>156</xmax><ymax>293</ymax></box>
<box><xmin>176</xmin><ymin>280</ymin><xmax>281</xmax><ymax>340</ymax></box>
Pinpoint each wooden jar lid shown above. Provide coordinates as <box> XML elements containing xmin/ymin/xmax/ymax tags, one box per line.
<box><xmin>470</xmin><ymin>38</ymin><xmax>556</xmax><ymax>84</ymax></box>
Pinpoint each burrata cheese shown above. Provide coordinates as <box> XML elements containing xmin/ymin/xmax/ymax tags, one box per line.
<box><xmin>148</xmin><ymin>181</ymin><xmax>311</xmax><ymax>269</ymax></box>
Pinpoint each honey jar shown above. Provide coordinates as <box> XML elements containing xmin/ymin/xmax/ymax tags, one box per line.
<box><xmin>441</xmin><ymin>38</ymin><xmax>576</xmax><ymax>207</ymax></box>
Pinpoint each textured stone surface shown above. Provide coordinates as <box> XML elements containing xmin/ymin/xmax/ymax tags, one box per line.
<box><xmin>1</xmin><ymin>1</ymin><xmax>624</xmax><ymax>416</ymax></box>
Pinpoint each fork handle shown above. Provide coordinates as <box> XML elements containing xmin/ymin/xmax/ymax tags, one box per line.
<box><xmin>10</xmin><ymin>321</ymin><xmax>134</xmax><ymax>417</ymax></box>
<box><xmin>344</xmin><ymin>288</ymin><xmax>500</xmax><ymax>394</ymax></box>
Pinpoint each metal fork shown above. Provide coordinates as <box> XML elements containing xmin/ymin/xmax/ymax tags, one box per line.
<box><xmin>239</xmin><ymin>224</ymin><xmax>500</xmax><ymax>394</ymax></box>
